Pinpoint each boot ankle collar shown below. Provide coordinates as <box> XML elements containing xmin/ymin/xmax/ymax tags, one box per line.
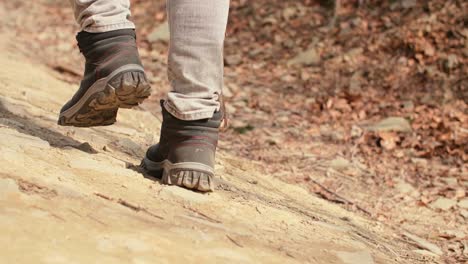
<box><xmin>76</xmin><ymin>29</ymin><xmax>136</xmax><ymax>54</ymax></box>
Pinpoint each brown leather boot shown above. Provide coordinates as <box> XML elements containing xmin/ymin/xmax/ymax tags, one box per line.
<box><xmin>58</xmin><ymin>29</ymin><xmax>151</xmax><ymax>127</ymax></box>
<box><xmin>141</xmin><ymin>101</ymin><xmax>223</xmax><ymax>192</ymax></box>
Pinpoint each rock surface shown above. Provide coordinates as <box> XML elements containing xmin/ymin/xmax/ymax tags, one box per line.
<box><xmin>287</xmin><ymin>47</ymin><xmax>321</xmax><ymax>66</ymax></box>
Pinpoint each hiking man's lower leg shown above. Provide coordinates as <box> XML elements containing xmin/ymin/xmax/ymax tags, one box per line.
<box><xmin>142</xmin><ymin>0</ymin><xmax>230</xmax><ymax>192</ymax></box>
<box><xmin>59</xmin><ymin>0</ymin><xmax>150</xmax><ymax>127</ymax></box>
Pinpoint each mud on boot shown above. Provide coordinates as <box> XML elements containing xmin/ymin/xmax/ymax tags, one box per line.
<box><xmin>58</xmin><ymin>29</ymin><xmax>151</xmax><ymax>127</ymax></box>
<box><xmin>141</xmin><ymin>101</ymin><xmax>224</xmax><ymax>192</ymax></box>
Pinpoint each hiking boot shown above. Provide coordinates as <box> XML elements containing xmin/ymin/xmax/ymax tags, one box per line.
<box><xmin>58</xmin><ymin>29</ymin><xmax>151</xmax><ymax>127</ymax></box>
<box><xmin>141</xmin><ymin>101</ymin><xmax>223</xmax><ymax>192</ymax></box>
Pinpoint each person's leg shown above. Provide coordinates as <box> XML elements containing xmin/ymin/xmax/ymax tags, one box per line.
<box><xmin>69</xmin><ymin>0</ymin><xmax>134</xmax><ymax>33</ymax></box>
<box><xmin>59</xmin><ymin>0</ymin><xmax>150</xmax><ymax>127</ymax></box>
<box><xmin>142</xmin><ymin>0</ymin><xmax>230</xmax><ymax>192</ymax></box>
<box><xmin>164</xmin><ymin>0</ymin><xmax>230</xmax><ymax>120</ymax></box>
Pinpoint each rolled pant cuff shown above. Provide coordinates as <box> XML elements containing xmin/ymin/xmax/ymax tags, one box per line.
<box><xmin>163</xmin><ymin>101</ymin><xmax>216</xmax><ymax>121</ymax></box>
<box><xmin>83</xmin><ymin>22</ymin><xmax>135</xmax><ymax>33</ymax></box>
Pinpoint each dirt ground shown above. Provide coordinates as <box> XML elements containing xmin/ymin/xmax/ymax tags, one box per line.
<box><xmin>0</xmin><ymin>0</ymin><xmax>466</xmax><ymax>263</ymax></box>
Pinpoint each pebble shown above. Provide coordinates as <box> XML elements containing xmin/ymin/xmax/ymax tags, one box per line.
<box><xmin>460</xmin><ymin>209</ymin><xmax>468</xmax><ymax>219</ymax></box>
<box><xmin>457</xmin><ymin>198</ymin><xmax>468</xmax><ymax>209</ymax></box>
<box><xmin>329</xmin><ymin>157</ymin><xmax>351</xmax><ymax>171</ymax></box>
<box><xmin>429</xmin><ymin>197</ymin><xmax>457</xmax><ymax>211</ymax></box>
<box><xmin>365</xmin><ymin>117</ymin><xmax>412</xmax><ymax>133</ymax></box>
<box><xmin>395</xmin><ymin>180</ymin><xmax>415</xmax><ymax>194</ymax></box>
<box><xmin>287</xmin><ymin>48</ymin><xmax>321</xmax><ymax>66</ymax></box>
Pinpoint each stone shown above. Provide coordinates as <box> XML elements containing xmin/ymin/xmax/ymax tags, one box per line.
<box><xmin>287</xmin><ymin>48</ymin><xmax>320</xmax><ymax>66</ymax></box>
<box><xmin>410</xmin><ymin>158</ymin><xmax>428</xmax><ymax>166</ymax></box>
<box><xmin>455</xmin><ymin>188</ymin><xmax>466</xmax><ymax>199</ymax></box>
<box><xmin>74</xmin><ymin>142</ymin><xmax>98</xmax><ymax>154</ymax></box>
<box><xmin>457</xmin><ymin>198</ymin><xmax>468</xmax><ymax>209</ymax></box>
<box><xmin>350</xmin><ymin>125</ymin><xmax>363</xmax><ymax>138</ymax></box>
<box><xmin>346</xmin><ymin>47</ymin><xmax>364</xmax><ymax>58</ymax></box>
<box><xmin>422</xmin><ymin>43</ymin><xmax>435</xmax><ymax>57</ymax></box>
<box><xmin>378</xmin><ymin>132</ymin><xmax>399</xmax><ymax>150</ymax></box>
<box><xmin>349</xmin><ymin>71</ymin><xmax>362</xmax><ymax>95</ymax></box>
<box><xmin>282</xmin><ymin>7</ymin><xmax>297</xmax><ymax>20</ymax></box>
<box><xmin>403</xmin><ymin>232</ymin><xmax>443</xmax><ymax>256</ymax></box>
<box><xmin>343</xmin><ymin>48</ymin><xmax>364</xmax><ymax>62</ymax></box>
<box><xmin>460</xmin><ymin>209</ymin><xmax>468</xmax><ymax>219</ymax></box>
<box><xmin>365</xmin><ymin>117</ymin><xmax>412</xmax><ymax>133</ymax></box>
<box><xmin>395</xmin><ymin>180</ymin><xmax>415</xmax><ymax>194</ymax></box>
<box><xmin>445</xmin><ymin>54</ymin><xmax>458</xmax><ymax>69</ymax></box>
<box><xmin>320</xmin><ymin>126</ymin><xmax>346</xmax><ymax>141</ymax></box>
<box><xmin>335</xmin><ymin>250</ymin><xmax>374</xmax><ymax>264</ymax></box>
<box><xmin>147</xmin><ymin>22</ymin><xmax>169</xmax><ymax>43</ymax></box>
<box><xmin>329</xmin><ymin>157</ymin><xmax>351</xmax><ymax>170</ymax></box>
<box><xmin>429</xmin><ymin>197</ymin><xmax>457</xmax><ymax>211</ymax></box>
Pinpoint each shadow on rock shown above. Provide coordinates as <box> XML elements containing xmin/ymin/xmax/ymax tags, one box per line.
<box><xmin>125</xmin><ymin>161</ymin><xmax>162</xmax><ymax>182</ymax></box>
<box><xmin>0</xmin><ymin>99</ymin><xmax>97</xmax><ymax>154</ymax></box>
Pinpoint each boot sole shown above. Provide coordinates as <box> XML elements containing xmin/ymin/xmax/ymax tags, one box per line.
<box><xmin>141</xmin><ymin>157</ymin><xmax>215</xmax><ymax>192</ymax></box>
<box><xmin>58</xmin><ymin>64</ymin><xmax>151</xmax><ymax>127</ymax></box>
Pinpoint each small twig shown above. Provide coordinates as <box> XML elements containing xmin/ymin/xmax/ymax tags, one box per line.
<box><xmin>94</xmin><ymin>193</ymin><xmax>164</xmax><ymax>220</ymax></box>
<box><xmin>94</xmin><ymin>192</ymin><xmax>113</xmax><ymax>201</ymax></box>
<box><xmin>117</xmin><ymin>199</ymin><xmax>165</xmax><ymax>220</ymax></box>
<box><xmin>309</xmin><ymin>177</ymin><xmax>372</xmax><ymax>216</ymax></box>
<box><xmin>226</xmin><ymin>235</ymin><xmax>243</xmax><ymax>248</ymax></box>
<box><xmin>189</xmin><ymin>208</ymin><xmax>222</xmax><ymax>224</ymax></box>
<box><xmin>141</xmin><ymin>208</ymin><xmax>165</xmax><ymax>220</ymax></box>
<box><xmin>87</xmin><ymin>214</ymin><xmax>107</xmax><ymax>226</ymax></box>
<box><xmin>118</xmin><ymin>199</ymin><xmax>141</xmax><ymax>211</ymax></box>
<box><xmin>255</xmin><ymin>206</ymin><xmax>262</xmax><ymax>214</ymax></box>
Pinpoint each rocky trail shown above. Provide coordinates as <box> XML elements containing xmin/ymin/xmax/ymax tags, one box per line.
<box><xmin>0</xmin><ymin>34</ymin><xmax>439</xmax><ymax>263</ymax></box>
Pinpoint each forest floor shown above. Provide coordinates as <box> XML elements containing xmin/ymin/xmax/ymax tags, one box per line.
<box><xmin>1</xmin><ymin>0</ymin><xmax>467</xmax><ymax>263</ymax></box>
